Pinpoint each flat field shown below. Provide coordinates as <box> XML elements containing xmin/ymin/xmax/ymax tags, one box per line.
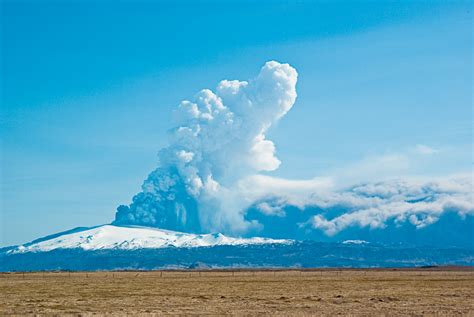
<box><xmin>1</xmin><ymin>268</ymin><xmax>473</xmax><ymax>315</ymax></box>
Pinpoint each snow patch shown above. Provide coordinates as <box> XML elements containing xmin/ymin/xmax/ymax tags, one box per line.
<box><xmin>342</xmin><ymin>240</ymin><xmax>369</xmax><ymax>245</ymax></box>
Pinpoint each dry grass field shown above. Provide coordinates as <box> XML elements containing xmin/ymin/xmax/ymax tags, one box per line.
<box><xmin>1</xmin><ymin>268</ymin><xmax>473</xmax><ymax>316</ymax></box>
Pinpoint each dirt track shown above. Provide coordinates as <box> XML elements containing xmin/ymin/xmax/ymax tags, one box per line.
<box><xmin>1</xmin><ymin>269</ymin><xmax>473</xmax><ymax>315</ymax></box>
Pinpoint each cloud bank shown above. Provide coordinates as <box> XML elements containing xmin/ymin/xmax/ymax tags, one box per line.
<box><xmin>114</xmin><ymin>61</ymin><xmax>473</xmax><ymax>246</ymax></box>
<box><xmin>302</xmin><ymin>175</ymin><xmax>473</xmax><ymax>235</ymax></box>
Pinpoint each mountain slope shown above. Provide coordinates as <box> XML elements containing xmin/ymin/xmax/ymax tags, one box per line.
<box><xmin>2</xmin><ymin>225</ymin><xmax>473</xmax><ymax>271</ymax></box>
<box><xmin>8</xmin><ymin>225</ymin><xmax>290</xmax><ymax>254</ymax></box>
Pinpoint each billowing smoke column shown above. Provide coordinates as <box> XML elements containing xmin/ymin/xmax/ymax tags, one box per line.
<box><xmin>114</xmin><ymin>61</ymin><xmax>298</xmax><ymax>234</ymax></box>
<box><xmin>113</xmin><ymin>61</ymin><xmax>473</xmax><ymax>245</ymax></box>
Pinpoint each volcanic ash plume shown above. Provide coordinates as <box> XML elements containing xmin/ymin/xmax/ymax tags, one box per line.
<box><xmin>114</xmin><ymin>61</ymin><xmax>298</xmax><ymax>234</ymax></box>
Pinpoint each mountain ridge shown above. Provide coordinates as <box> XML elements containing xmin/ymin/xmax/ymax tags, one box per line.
<box><xmin>6</xmin><ymin>224</ymin><xmax>291</xmax><ymax>254</ymax></box>
<box><xmin>2</xmin><ymin>224</ymin><xmax>473</xmax><ymax>272</ymax></box>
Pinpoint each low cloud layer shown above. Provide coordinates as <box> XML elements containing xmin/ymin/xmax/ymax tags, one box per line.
<box><xmin>301</xmin><ymin>174</ymin><xmax>473</xmax><ymax>235</ymax></box>
<box><xmin>114</xmin><ymin>61</ymin><xmax>473</xmax><ymax>246</ymax></box>
<box><xmin>241</xmin><ymin>174</ymin><xmax>473</xmax><ymax>247</ymax></box>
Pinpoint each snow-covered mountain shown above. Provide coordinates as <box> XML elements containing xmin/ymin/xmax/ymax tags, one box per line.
<box><xmin>8</xmin><ymin>225</ymin><xmax>290</xmax><ymax>254</ymax></box>
<box><xmin>2</xmin><ymin>224</ymin><xmax>473</xmax><ymax>271</ymax></box>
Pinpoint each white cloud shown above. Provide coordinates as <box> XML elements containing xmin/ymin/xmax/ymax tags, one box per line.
<box><xmin>255</xmin><ymin>202</ymin><xmax>286</xmax><ymax>217</ymax></box>
<box><xmin>415</xmin><ymin>144</ymin><xmax>439</xmax><ymax>155</ymax></box>
<box><xmin>238</xmin><ymin>174</ymin><xmax>333</xmax><ymax>208</ymax></box>
<box><xmin>303</xmin><ymin>174</ymin><xmax>473</xmax><ymax>236</ymax></box>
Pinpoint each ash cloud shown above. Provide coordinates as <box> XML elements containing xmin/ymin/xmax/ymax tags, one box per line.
<box><xmin>114</xmin><ymin>61</ymin><xmax>298</xmax><ymax>234</ymax></box>
<box><xmin>114</xmin><ymin>61</ymin><xmax>473</xmax><ymax>246</ymax></box>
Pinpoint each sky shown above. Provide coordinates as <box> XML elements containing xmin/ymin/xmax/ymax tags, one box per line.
<box><xmin>1</xmin><ymin>0</ymin><xmax>472</xmax><ymax>247</ymax></box>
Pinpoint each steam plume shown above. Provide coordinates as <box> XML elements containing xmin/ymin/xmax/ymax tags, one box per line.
<box><xmin>114</xmin><ymin>61</ymin><xmax>472</xmax><ymax>245</ymax></box>
<box><xmin>114</xmin><ymin>61</ymin><xmax>298</xmax><ymax>234</ymax></box>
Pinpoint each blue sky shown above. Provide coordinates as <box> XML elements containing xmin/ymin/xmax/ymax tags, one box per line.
<box><xmin>1</xmin><ymin>0</ymin><xmax>472</xmax><ymax>246</ymax></box>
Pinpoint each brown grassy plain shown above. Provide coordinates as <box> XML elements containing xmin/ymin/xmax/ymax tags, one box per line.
<box><xmin>1</xmin><ymin>268</ymin><xmax>473</xmax><ymax>316</ymax></box>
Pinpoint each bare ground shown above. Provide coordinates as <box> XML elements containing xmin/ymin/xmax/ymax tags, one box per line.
<box><xmin>1</xmin><ymin>269</ymin><xmax>473</xmax><ymax>316</ymax></box>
